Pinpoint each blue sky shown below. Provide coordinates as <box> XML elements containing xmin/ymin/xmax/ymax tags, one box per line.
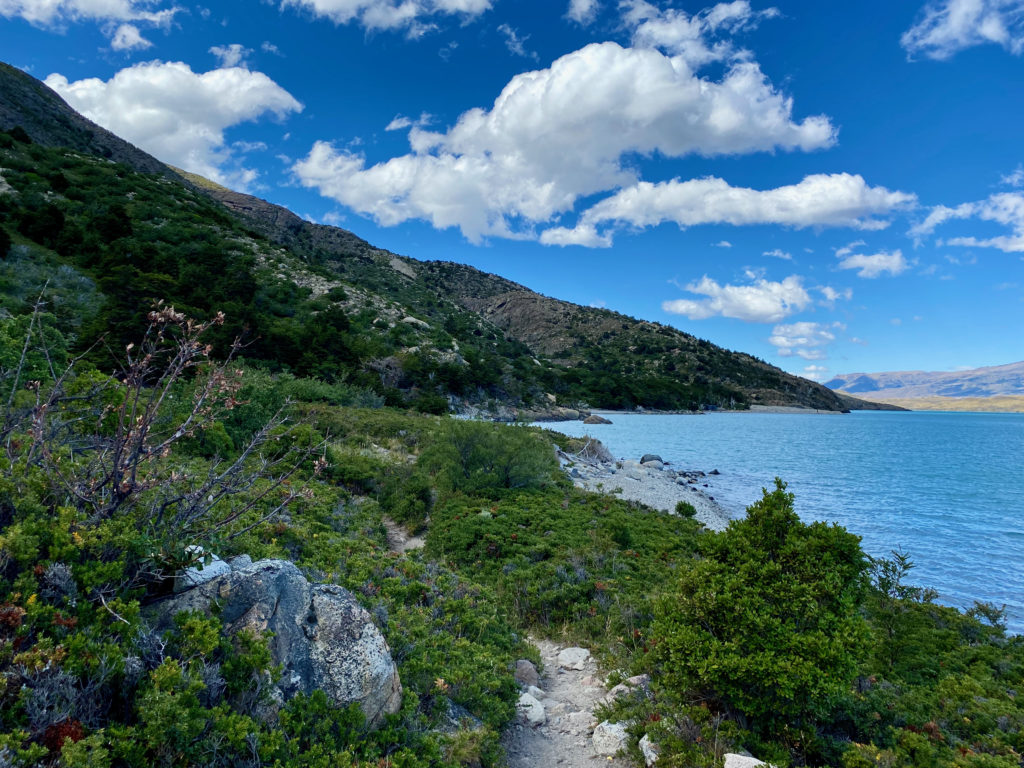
<box><xmin>3</xmin><ymin>0</ymin><xmax>1023</xmax><ymax>382</ymax></box>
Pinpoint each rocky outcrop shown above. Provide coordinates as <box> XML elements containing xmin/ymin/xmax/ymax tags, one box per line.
<box><xmin>153</xmin><ymin>559</ymin><xmax>401</xmax><ymax>728</ymax></box>
<box><xmin>583</xmin><ymin>414</ymin><xmax>612</xmax><ymax>424</ymax></box>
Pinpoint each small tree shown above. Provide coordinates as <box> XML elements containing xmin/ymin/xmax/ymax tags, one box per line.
<box><xmin>5</xmin><ymin>301</ymin><xmax>322</xmax><ymax>581</ymax></box>
<box><xmin>652</xmin><ymin>480</ymin><xmax>868</xmax><ymax>746</ymax></box>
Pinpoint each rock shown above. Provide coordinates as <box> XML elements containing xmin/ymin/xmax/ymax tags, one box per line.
<box><xmin>583</xmin><ymin>414</ymin><xmax>612</xmax><ymax>424</ymax></box>
<box><xmin>710</xmin><ymin>468</ymin><xmax>721</xmax><ymax>475</ymax></box>
<box><xmin>640</xmin><ymin>454</ymin><xmax>663</xmax><ymax>464</ymax></box>
<box><xmin>514</xmin><ymin>659</ymin><xmax>540</xmax><ymax>688</ymax></box>
<box><xmin>556</xmin><ymin>647</ymin><xmax>591</xmax><ymax>670</ymax></box>
<box><xmin>592</xmin><ymin>720</ymin><xmax>628</xmax><ymax>755</ymax></box>
<box><xmin>526</xmin><ymin>685</ymin><xmax>545</xmax><ymax>700</ymax></box>
<box><xmin>152</xmin><ymin>559</ymin><xmax>401</xmax><ymax>728</ymax></box>
<box><xmin>603</xmin><ymin>683</ymin><xmax>633</xmax><ymax>704</ymax></box>
<box><xmin>640</xmin><ymin>734</ymin><xmax>659</xmax><ymax>766</ymax></box>
<box><xmin>401</xmin><ymin>315</ymin><xmax>430</xmax><ymax>329</ymax></box>
<box><xmin>567</xmin><ymin>710</ymin><xmax>597</xmax><ymax>734</ymax></box>
<box><xmin>437</xmin><ymin>698</ymin><xmax>483</xmax><ymax>734</ymax></box>
<box><xmin>516</xmin><ymin>692</ymin><xmax>546</xmax><ymax>727</ymax></box>
<box><xmin>641</xmin><ymin>459</ymin><xmax>664</xmax><ymax>470</ymax></box>
<box><xmin>604</xmin><ymin>673</ymin><xmax>651</xmax><ymax>704</ymax></box>
<box><xmin>174</xmin><ymin>546</ymin><xmax>231</xmax><ymax>592</ymax></box>
<box><xmin>627</xmin><ymin>674</ymin><xmax>651</xmax><ymax>689</ymax></box>
<box><xmin>724</xmin><ymin>754</ymin><xmax>768</xmax><ymax>768</ymax></box>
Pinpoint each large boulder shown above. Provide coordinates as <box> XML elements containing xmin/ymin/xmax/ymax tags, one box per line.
<box><xmin>152</xmin><ymin>559</ymin><xmax>402</xmax><ymax>728</ymax></box>
<box><xmin>583</xmin><ymin>414</ymin><xmax>612</xmax><ymax>424</ymax></box>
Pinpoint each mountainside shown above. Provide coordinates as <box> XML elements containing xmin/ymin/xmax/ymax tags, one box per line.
<box><xmin>0</xmin><ymin>62</ymin><xmax>171</xmax><ymax>177</ymax></box>
<box><xmin>1</xmin><ymin>61</ymin><xmax>857</xmax><ymax>412</ymax></box>
<box><xmin>191</xmin><ymin>174</ymin><xmax>857</xmax><ymax>412</ymax></box>
<box><xmin>826</xmin><ymin>361</ymin><xmax>1024</xmax><ymax>400</ymax></box>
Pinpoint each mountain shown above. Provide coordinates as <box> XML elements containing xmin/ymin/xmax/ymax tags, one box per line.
<box><xmin>1</xmin><ymin>61</ymin><xmax>862</xmax><ymax>412</ymax></box>
<box><xmin>826</xmin><ymin>361</ymin><xmax>1024</xmax><ymax>401</ymax></box>
<box><xmin>0</xmin><ymin>62</ymin><xmax>171</xmax><ymax>178</ymax></box>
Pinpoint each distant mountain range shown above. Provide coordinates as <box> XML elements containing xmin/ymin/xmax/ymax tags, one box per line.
<box><xmin>826</xmin><ymin>361</ymin><xmax>1024</xmax><ymax>411</ymax></box>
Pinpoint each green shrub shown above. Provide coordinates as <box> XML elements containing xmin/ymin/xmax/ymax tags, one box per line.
<box><xmin>651</xmin><ymin>480</ymin><xmax>868</xmax><ymax>746</ymax></box>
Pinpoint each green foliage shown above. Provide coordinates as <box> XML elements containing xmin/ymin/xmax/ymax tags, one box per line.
<box><xmin>418</xmin><ymin>419</ymin><xmax>558</xmax><ymax>495</ymax></box>
<box><xmin>651</xmin><ymin>481</ymin><xmax>869</xmax><ymax>746</ymax></box>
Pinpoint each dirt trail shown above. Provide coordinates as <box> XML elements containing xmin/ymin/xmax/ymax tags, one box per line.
<box><xmin>502</xmin><ymin>639</ymin><xmax>632</xmax><ymax>768</ymax></box>
<box><xmin>382</xmin><ymin>516</ymin><xmax>425</xmax><ymax>553</ymax></box>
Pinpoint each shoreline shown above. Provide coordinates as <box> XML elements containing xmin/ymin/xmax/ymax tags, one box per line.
<box><xmin>557</xmin><ymin>446</ymin><xmax>733</xmax><ymax>532</ymax></box>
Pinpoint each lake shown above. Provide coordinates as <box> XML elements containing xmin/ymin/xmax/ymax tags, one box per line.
<box><xmin>535</xmin><ymin>410</ymin><xmax>1024</xmax><ymax>634</ymax></box>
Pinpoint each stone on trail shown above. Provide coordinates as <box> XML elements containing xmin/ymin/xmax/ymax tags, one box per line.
<box><xmin>516</xmin><ymin>692</ymin><xmax>546</xmax><ymax>727</ymax></box>
<box><xmin>592</xmin><ymin>720</ymin><xmax>629</xmax><ymax>755</ymax></box>
<box><xmin>556</xmin><ymin>647</ymin><xmax>591</xmax><ymax>670</ymax></box>
<box><xmin>514</xmin><ymin>659</ymin><xmax>540</xmax><ymax>688</ymax></box>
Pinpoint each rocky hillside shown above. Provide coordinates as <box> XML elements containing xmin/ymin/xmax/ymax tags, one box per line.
<box><xmin>2</xmin><ymin>60</ymin><xmax>855</xmax><ymax>412</ymax></box>
<box><xmin>0</xmin><ymin>62</ymin><xmax>171</xmax><ymax>177</ymax></box>
<box><xmin>191</xmin><ymin>180</ymin><xmax>854</xmax><ymax>411</ymax></box>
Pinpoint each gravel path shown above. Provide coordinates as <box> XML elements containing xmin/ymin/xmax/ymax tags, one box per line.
<box><xmin>502</xmin><ymin>639</ymin><xmax>632</xmax><ymax>768</ymax></box>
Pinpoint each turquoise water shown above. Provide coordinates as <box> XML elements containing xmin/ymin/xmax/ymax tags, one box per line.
<box><xmin>537</xmin><ymin>411</ymin><xmax>1024</xmax><ymax>634</ymax></box>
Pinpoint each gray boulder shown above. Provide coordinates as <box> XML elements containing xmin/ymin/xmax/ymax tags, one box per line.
<box><xmin>592</xmin><ymin>720</ymin><xmax>629</xmax><ymax>755</ymax></box>
<box><xmin>517</xmin><ymin>692</ymin><xmax>546</xmax><ymax>726</ymax></box>
<box><xmin>152</xmin><ymin>559</ymin><xmax>402</xmax><ymax>728</ymax></box>
<box><xmin>514</xmin><ymin>659</ymin><xmax>541</xmax><ymax>688</ymax></box>
<box><xmin>556</xmin><ymin>647</ymin><xmax>591</xmax><ymax>670</ymax></box>
<box><xmin>640</xmin><ymin>454</ymin><xmax>663</xmax><ymax>464</ymax></box>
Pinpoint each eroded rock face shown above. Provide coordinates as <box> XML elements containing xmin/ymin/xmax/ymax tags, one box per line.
<box><xmin>153</xmin><ymin>559</ymin><xmax>402</xmax><ymax>728</ymax></box>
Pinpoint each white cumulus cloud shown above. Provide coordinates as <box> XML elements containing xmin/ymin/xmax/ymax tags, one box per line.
<box><xmin>0</xmin><ymin>0</ymin><xmax>178</xmax><ymax>48</ymax></box>
<box><xmin>545</xmin><ymin>174</ymin><xmax>914</xmax><ymax>246</ymax></box>
<box><xmin>836</xmin><ymin>247</ymin><xmax>909</xmax><ymax>278</ymax></box>
<box><xmin>910</xmin><ymin>191</ymin><xmax>1024</xmax><ymax>251</ymax></box>
<box><xmin>768</xmin><ymin>321</ymin><xmax>844</xmax><ymax>360</ymax></box>
<box><xmin>110</xmin><ymin>22</ymin><xmax>151</xmax><ymax>50</ymax></box>
<box><xmin>662</xmin><ymin>274</ymin><xmax>811</xmax><ymax>323</ymax></box>
<box><xmin>566</xmin><ymin>0</ymin><xmax>598</xmax><ymax>24</ymax></box>
<box><xmin>293</xmin><ymin>31</ymin><xmax>838</xmax><ymax>243</ymax></box>
<box><xmin>209</xmin><ymin>43</ymin><xmax>252</xmax><ymax>68</ymax></box>
<box><xmin>624</xmin><ymin>0</ymin><xmax>780</xmax><ymax>67</ymax></box>
<box><xmin>902</xmin><ymin>0</ymin><xmax>1024</xmax><ymax>60</ymax></box>
<box><xmin>278</xmin><ymin>0</ymin><xmax>491</xmax><ymax>35</ymax></box>
<box><xmin>46</xmin><ymin>60</ymin><xmax>302</xmax><ymax>190</ymax></box>
<box><xmin>803</xmin><ymin>364</ymin><xmax>829</xmax><ymax>381</ymax></box>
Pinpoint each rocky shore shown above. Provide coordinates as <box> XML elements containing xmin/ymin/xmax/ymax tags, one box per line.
<box><xmin>557</xmin><ymin>442</ymin><xmax>733</xmax><ymax>531</ymax></box>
